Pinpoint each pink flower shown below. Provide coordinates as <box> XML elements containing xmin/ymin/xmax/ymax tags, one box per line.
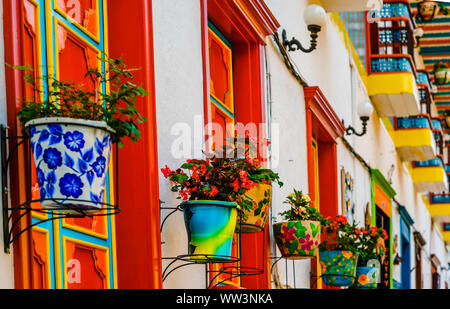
<box><xmin>281</xmin><ymin>226</ymin><xmax>296</xmax><ymax>242</ymax></box>
<box><xmin>299</xmin><ymin>234</ymin><xmax>314</xmax><ymax>251</ymax></box>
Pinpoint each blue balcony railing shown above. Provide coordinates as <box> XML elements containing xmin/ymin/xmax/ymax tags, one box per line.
<box><xmin>371</xmin><ymin>56</ymin><xmax>415</xmax><ymax>75</ymax></box>
<box><xmin>432</xmin><ymin>119</ymin><xmax>443</xmax><ymax>131</ymax></box>
<box><xmin>430</xmin><ymin>193</ymin><xmax>450</xmax><ymax>204</ymax></box>
<box><xmin>413</xmin><ymin>156</ymin><xmax>444</xmax><ymax>168</ymax></box>
<box><xmin>446</xmin><ymin>165</ymin><xmax>450</xmax><ymax>173</ymax></box>
<box><xmin>374</xmin><ymin>1</ymin><xmax>415</xmax><ymax>29</ymax></box>
<box><xmin>396</xmin><ymin>115</ymin><xmax>431</xmax><ymax>129</ymax></box>
<box><xmin>417</xmin><ymin>71</ymin><xmax>432</xmax><ymax>89</ymax></box>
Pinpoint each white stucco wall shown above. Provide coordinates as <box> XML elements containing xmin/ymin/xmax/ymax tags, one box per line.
<box><xmin>0</xmin><ymin>0</ymin><xmax>16</xmax><ymax>289</ymax></box>
<box><xmin>153</xmin><ymin>0</ymin><xmax>206</xmax><ymax>289</ymax></box>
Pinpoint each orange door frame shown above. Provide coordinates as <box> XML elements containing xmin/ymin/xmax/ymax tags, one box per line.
<box><xmin>304</xmin><ymin>86</ymin><xmax>345</xmax><ymax>289</ymax></box>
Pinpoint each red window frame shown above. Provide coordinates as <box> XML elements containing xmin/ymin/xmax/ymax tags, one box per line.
<box><xmin>201</xmin><ymin>0</ymin><xmax>279</xmax><ymax>289</ymax></box>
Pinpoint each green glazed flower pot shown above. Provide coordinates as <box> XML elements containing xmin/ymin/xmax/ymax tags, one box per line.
<box><xmin>273</xmin><ymin>220</ymin><xmax>321</xmax><ymax>259</ymax></box>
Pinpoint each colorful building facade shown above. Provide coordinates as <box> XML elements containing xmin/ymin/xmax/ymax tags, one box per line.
<box><xmin>0</xmin><ymin>0</ymin><xmax>449</xmax><ymax>289</ymax></box>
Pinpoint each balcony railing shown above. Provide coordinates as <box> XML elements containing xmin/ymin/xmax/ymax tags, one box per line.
<box><xmin>430</xmin><ymin>193</ymin><xmax>450</xmax><ymax>204</ymax></box>
<box><xmin>393</xmin><ymin>114</ymin><xmax>437</xmax><ymax>161</ymax></box>
<box><xmin>366</xmin><ymin>1</ymin><xmax>420</xmax><ymax>117</ymax></box>
<box><xmin>413</xmin><ymin>155</ymin><xmax>444</xmax><ymax>168</ymax></box>
<box><xmin>395</xmin><ymin>114</ymin><xmax>432</xmax><ymax>130</ymax></box>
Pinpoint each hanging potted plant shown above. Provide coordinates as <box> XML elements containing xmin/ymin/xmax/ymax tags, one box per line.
<box><xmin>273</xmin><ymin>189</ymin><xmax>322</xmax><ymax>259</ymax></box>
<box><xmin>13</xmin><ymin>58</ymin><xmax>148</xmax><ymax>213</ymax></box>
<box><xmin>161</xmin><ymin>156</ymin><xmax>260</xmax><ymax>262</ymax></box>
<box><xmin>318</xmin><ymin>215</ymin><xmax>359</xmax><ymax>287</ymax></box>
<box><xmin>353</xmin><ymin>226</ymin><xmax>388</xmax><ymax>289</ymax></box>
<box><xmin>219</xmin><ymin>135</ymin><xmax>283</xmax><ymax>233</ymax></box>
<box><xmin>417</xmin><ymin>1</ymin><xmax>439</xmax><ymax>22</ymax></box>
<box><xmin>433</xmin><ymin>61</ymin><xmax>450</xmax><ymax>85</ymax></box>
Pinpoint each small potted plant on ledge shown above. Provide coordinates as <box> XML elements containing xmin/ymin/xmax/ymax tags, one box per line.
<box><xmin>353</xmin><ymin>226</ymin><xmax>388</xmax><ymax>289</ymax></box>
<box><xmin>433</xmin><ymin>61</ymin><xmax>450</xmax><ymax>85</ymax></box>
<box><xmin>13</xmin><ymin>58</ymin><xmax>148</xmax><ymax>213</ymax></box>
<box><xmin>273</xmin><ymin>189</ymin><xmax>322</xmax><ymax>259</ymax></box>
<box><xmin>161</xmin><ymin>156</ymin><xmax>260</xmax><ymax>262</ymax></box>
<box><xmin>318</xmin><ymin>215</ymin><xmax>359</xmax><ymax>287</ymax></box>
<box><xmin>218</xmin><ymin>135</ymin><xmax>283</xmax><ymax>233</ymax></box>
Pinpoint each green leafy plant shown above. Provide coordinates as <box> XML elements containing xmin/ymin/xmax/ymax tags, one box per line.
<box><xmin>319</xmin><ymin>215</ymin><xmax>359</xmax><ymax>253</ymax></box>
<box><xmin>355</xmin><ymin>226</ymin><xmax>388</xmax><ymax>266</ymax></box>
<box><xmin>161</xmin><ymin>157</ymin><xmax>259</xmax><ymax>202</ymax></box>
<box><xmin>278</xmin><ymin>189</ymin><xmax>323</xmax><ymax>222</ymax></box>
<box><xmin>11</xmin><ymin>57</ymin><xmax>148</xmax><ymax>147</ymax></box>
<box><xmin>433</xmin><ymin>60</ymin><xmax>450</xmax><ymax>72</ymax></box>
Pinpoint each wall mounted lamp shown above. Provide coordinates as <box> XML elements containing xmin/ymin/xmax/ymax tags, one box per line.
<box><xmin>281</xmin><ymin>4</ymin><xmax>327</xmax><ymax>53</ymax></box>
<box><xmin>344</xmin><ymin>101</ymin><xmax>374</xmax><ymax>137</ymax></box>
<box><xmin>414</xmin><ymin>27</ymin><xmax>424</xmax><ymax>48</ymax></box>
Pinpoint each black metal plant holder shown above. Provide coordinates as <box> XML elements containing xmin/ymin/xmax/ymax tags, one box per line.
<box><xmin>160</xmin><ymin>203</ymin><xmax>266</xmax><ymax>289</ymax></box>
<box><xmin>1</xmin><ymin>125</ymin><xmax>120</xmax><ymax>254</ymax></box>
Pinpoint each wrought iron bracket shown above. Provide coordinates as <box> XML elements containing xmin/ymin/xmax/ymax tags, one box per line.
<box><xmin>343</xmin><ymin>117</ymin><xmax>369</xmax><ymax>137</ymax></box>
<box><xmin>1</xmin><ymin>125</ymin><xmax>120</xmax><ymax>254</ymax></box>
<box><xmin>160</xmin><ymin>202</ymin><xmax>266</xmax><ymax>289</ymax></box>
<box><xmin>281</xmin><ymin>26</ymin><xmax>322</xmax><ymax>53</ymax></box>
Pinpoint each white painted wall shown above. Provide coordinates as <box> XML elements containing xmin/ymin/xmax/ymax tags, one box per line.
<box><xmin>152</xmin><ymin>0</ymin><xmax>207</xmax><ymax>289</ymax></box>
<box><xmin>0</xmin><ymin>0</ymin><xmax>16</xmax><ymax>289</ymax></box>
<box><xmin>151</xmin><ymin>0</ymin><xmax>449</xmax><ymax>289</ymax></box>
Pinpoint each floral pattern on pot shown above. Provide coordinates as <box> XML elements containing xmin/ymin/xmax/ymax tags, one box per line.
<box><xmin>319</xmin><ymin>250</ymin><xmax>359</xmax><ymax>287</ymax></box>
<box><xmin>26</xmin><ymin>118</ymin><xmax>113</xmax><ymax>213</ymax></box>
<box><xmin>354</xmin><ymin>266</ymin><xmax>380</xmax><ymax>289</ymax></box>
<box><xmin>237</xmin><ymin>183</ymin><xmax>272</xmax><ymax>233</ymax></box>
<box><xmin>180</xmin><ymin>200</ymin><xmax>238</xmax><ymax>262</ymax></box>
<box><xmin>273</xmin><ymin>220</ymin><xmax>320</xmax><ymax>259</ymax></box>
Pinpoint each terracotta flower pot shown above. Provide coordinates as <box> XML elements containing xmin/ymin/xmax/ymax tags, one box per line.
<box><xmin>319</xmin><ymin>250</ymin><xmax>359</xmax><ymax>287</ymax></box>
<box><xmin>418</xmin><ymin>1</ymin><xmax>439</xmax><ymax>22</ymax></box>
<box><xmin>237</xmin><ymin>183</ymin><xmax>272</xmax><ymax>233</ymax></box>
<box><xmin>180</xmin><ymin>200</ymin><xmax>237</xmax><ymax>262</ymax></box>
<box><xmin>273</xmin><ymin>220</ymin><xmax>320</xmax><ymax>259</ymax></box>
<box><xmin>26</xmin><ymin>117</ymin><xmax>114</xmax><ymax>213</ymax></box>
<box><xmin>354</xmin><ymin>266</ymin><xmax>380</xmax><ymax>289</ymax></box>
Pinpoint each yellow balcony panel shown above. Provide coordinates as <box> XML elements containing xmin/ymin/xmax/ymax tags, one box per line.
<box><xmin>322</xmin><ymin>0</ymin><xmax>383</xmax><ymax>12</ymax></box>
<box><xmin>393</xmin><ymin>128</ymin><xmax>437</xmax><ymax>162</ymax></box>
<box><xmin>443</xmin><ymin>231</ymin><xmax>450</xmax><ymax>243</ymax></box>
<box><xmin>429</xmin><ymin>204</ymin><xmax>450</xmax><ymax>218</ymax></box>
<box><xmin>368</xmin><ymin>72</ymin><xmax>421</xmax><ymax>118</ymax></box>
<box><xmin>411</xmin><ymin>166</ymin><xmax>448</xmax><ymax>193</ymax></box>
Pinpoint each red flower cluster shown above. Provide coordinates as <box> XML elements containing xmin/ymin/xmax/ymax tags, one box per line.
<box><xmin>160</xmin><ymin>157</ymin><xmax>261</xmax><ymax>202</ymax></box>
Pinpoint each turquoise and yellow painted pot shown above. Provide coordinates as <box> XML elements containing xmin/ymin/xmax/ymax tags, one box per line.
<box><xmin>435</xmin><ymin>68</ymin><xmax>450</xmax><ymax>85</ymax></box>
<box><xmin>354</xmin><ymin>266</ymin><xmax>380</xmax><ymax>289</ymax></box>
<box><xmin>273</xmin><ymin>220</ymin><xmax>320</xmax><ymax>259</ymax></box>
<box><xmin>319</xmin><ymin>250</ymin><xmax>359</xmax><ymax>287</ymax></box>
<box><xmin>180</xmin><ymin>200</ymin><xmax>237</xmax><ymax>262</ymax></box>
<box><xmin>237</xmin><ymin>183</ymin><xmax>272</xmax><ymax>233</ymax></box>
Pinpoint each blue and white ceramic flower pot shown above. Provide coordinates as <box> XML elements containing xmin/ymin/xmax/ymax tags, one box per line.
<box><xmin>25</xmin><ymin>117</ymin><xmax>114</xmax><ymax>213</ymax></box>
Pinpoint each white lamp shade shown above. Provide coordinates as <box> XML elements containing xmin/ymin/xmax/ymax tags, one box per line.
<box><xmin>304</xmin><ymin>4</ymin><xmax>327</xmax><ymax>28</ymax></box>
<box><xmin>358</xmin><ymin>101</ymin><xmax>374</xmax><ymax>118</ymax></box>
<box><xmin>414</xmin><ymin>27</ymin><xmax>424</xmax><ymax>38</ymax></box>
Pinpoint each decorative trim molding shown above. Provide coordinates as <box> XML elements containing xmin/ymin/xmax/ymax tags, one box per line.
<box><xmin>371</xmin><ymin>168</ymin><xmax>397</xmax><ymax>198</ymax></box>
<box><xmin>304</xmin><ymin>86</ymin><xmax>345</xmax><ymax>141</ymax></box>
